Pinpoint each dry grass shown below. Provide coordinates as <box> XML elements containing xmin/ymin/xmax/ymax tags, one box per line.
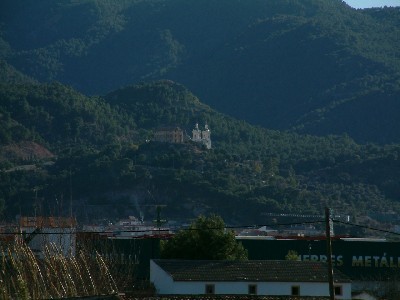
<box><xmin>0</xmin><ymin>240</ymin><xmax>117</xmax><ymax>299</ymax></box>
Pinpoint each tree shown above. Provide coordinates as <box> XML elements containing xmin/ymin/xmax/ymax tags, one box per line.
<box><xmin>285</xmin><ymin>250</ymin><xmax>299</xmax><ymax>261</ymax></box>
<box><xmin>160</xmin><ymin>215</ymin><xmax>248</xmax><ymax>260</ymax></box>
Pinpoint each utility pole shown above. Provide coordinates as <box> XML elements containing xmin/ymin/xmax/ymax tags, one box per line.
<box><xmin>325</xmin><ymin>207</ymin><xmax>335</xmax><ymax>300</ymax></box>
<box><xmin>153</xmin><ymin>205</ymin><xmax>167</xmax><ymax>233</ymax></box>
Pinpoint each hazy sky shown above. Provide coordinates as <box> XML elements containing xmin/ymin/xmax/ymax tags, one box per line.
<box><xmin>344</xmin><ymin>0</ymin><xmax>400</xmax><ymax>8</ymax></box>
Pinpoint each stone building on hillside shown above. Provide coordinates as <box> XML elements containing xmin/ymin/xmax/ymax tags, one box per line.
<box><xmin>153</xmin><ymin>123</ymin><xmax>212</xmax><ymax>149</ymax></box>
<box><xmin>154</xmin><ymin>126</ymin><xmax>184</xmax><ymax>144</ymax></box>
<box><xmin>192</xmin><ymin>123</ymin><xmax>211</xmax><ymax>149</ymax></box>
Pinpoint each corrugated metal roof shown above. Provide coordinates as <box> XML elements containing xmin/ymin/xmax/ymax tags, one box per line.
<box><xmin>123</xmin><ymin>297</ymin><xmax>330</xmax><ymax>300</ymax></box>
<box><xmin>153</xmin><ymin>259</ymin><xmax>351</xmax><ymax>283</ymax></box>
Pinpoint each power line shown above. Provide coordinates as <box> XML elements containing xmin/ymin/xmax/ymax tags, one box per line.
<box><xmin>2</xmin><ymin>219</ymin><xmax>400</xmax><ymax>237</ymax></box>
<box><xmin>0</xmin><ymin>220</ymin><xmax>325</xmax><ymax>235</ymax></box>
<box><xmin>334</xmin><ymin>219</ymin><xmax>400</xmax><ymax>236</ymax></box>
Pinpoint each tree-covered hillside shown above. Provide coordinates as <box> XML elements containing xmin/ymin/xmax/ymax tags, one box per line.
<box><xmin>0</xmin><ymin>83</ymin><xmax>137</xmax><ymax>147</ymax></box>
<box><xmin>1</xmin><ymin>0</ymin><xmax>399</xmax><ymax>143</ymax></box>
<box><xmin>1</xmin><ymin>80</ymin><xmax>399</xmax><ymax>234</ymax></box>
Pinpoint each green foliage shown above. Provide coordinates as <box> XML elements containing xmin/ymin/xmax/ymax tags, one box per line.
<box><xmin>5</xmin><ymin>12</ymin><xmax>400</xmax><ymax>228</ymax></box>
<box><xmin>285</xmin><ymin>250</ymin><xmax>300</xmax><ymax>261</ymax></box>
<box><xmin>161</xmin><ymin>215</ymin><xmax>248</xmax><ymax>260</ymax></box>
<box><xmin>1</xmin><ymin>80</ymin><xmax>400</xmax><ymax>229</ymax></box>
<box><xmin>105</xmin><ymin>80</ymin><xmax>210</xmax><ymax>129</ymax></box>
<box><xmin>1</xmin><ymin>0</ymin><xmax>400</xmax><ymax>144</ymax></box>
<box><xmin>0</xmin><ymin>82</ymin><xmax>138</xmax><ymax>147</ymax></box>
<box><xmin>0</xmin><ymin>60</ymin><xmax>37</xmax><ymax>84</ymax></box>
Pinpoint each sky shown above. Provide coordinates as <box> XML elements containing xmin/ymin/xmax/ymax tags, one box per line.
<box><xmin>344</xmin><ymin>0</ymin><xmax>400</xmax><ymax>8</ymax></box>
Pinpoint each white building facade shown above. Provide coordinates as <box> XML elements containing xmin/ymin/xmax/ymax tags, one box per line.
<box><xmin>19</xmin><ymin>216</ymin><xmax>77</xmax><ymax>258</ymax></box>
<box><xmin>150</xmin><ymin>259</ymin><xmax>352</xmax><ymax>298</ymax></box>
<box><xmin>192</xmin><ymin>123</ymin><xmax>211</xmax><ymax>149</ymax></box>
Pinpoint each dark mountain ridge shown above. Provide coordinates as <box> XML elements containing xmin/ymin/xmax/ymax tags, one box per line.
<box><xmin>1</xmin><ymin>0</ymin><xmax>400</xmax><ymax>143</ymax></box>
<box><xmin>1</xmin><ymin>1</ymin><xmax>400</xmax><ymax>228</ymax></box>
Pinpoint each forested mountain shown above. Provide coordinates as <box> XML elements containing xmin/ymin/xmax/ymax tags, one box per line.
<box><xmin>1</xmin><ymin>0</ymin><xmax>399</xmax><ymax>143</ymax></box>
<box><xmin>1</xmin><ymin>80</ymin><xmax>400</xmax><ymax>233</ymax></box>
<box><xmin>1</xmin><ymin>1</ymin><xmax>400</xmax><ymax>233</ymax></box>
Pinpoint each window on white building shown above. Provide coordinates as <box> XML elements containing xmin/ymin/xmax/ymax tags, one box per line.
<box><xmin>248</xmin><ymin>284</ymin><xmax>257</xmax><ymax>295</ymax></box>
<box><xmin>291</xmin><ymin>285</ymin><xmax>300</xmax><ymax>296</ymax></box>
<box><xmin>205</xmin><ymin>284</ymin><xmax>215</xmax><ymax>294</ymax></box>
<box><xmin>335</xmin><ymin>285</ymin><xmax>343</xmax><ymax>296</ymax></box>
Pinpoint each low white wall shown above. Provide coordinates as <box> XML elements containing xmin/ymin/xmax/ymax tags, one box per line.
<box><xmin>150</xmin><ymin>260</ymin><xmax>351</xmax><ymax>299</ymax></box>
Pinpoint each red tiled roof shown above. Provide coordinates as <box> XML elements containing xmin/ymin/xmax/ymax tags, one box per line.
<box><xmin>19</xmin><ymin>216</ymin><xmax>77</xmax><ymax>228</ymax></box>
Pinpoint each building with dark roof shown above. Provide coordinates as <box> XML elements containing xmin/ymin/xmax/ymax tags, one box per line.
<box><xmin>237</xmin><ymin>237</ymin><xmax>400</xmax><ymax>296</ymax></box>
<box><xmin>150</xmin><ymin>259</ymin><xmax>351</xmax><ymax>298</ymax></box>
<box><xmin>154</xmin><ymin>126</ymin><xmax>184</xmax><ymax>144</ymax></box>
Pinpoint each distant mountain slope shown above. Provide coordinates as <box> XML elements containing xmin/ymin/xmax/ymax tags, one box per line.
<box><xmin>0</xmin><ymin>60</ymin><xmax>37</xmax><ymax>84</ymax></box>
<box><xmin>105</xmin><ymin>80</ymin><xmax>214</xmax><ymax>130</ymax></box>
<box><xmin>1</xmin><ymin>0</ymin><xmax>400</xmax><ymax>143</ymax></box>
<box><xmin>1</xmin><ymin>80</ymin><xmax>400</xmax><ymax>229</ymax></box>
<box><xmin>0</xmin><ymin>82</ymin><xmax>137</xmax><ymax>147</ymax></box>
